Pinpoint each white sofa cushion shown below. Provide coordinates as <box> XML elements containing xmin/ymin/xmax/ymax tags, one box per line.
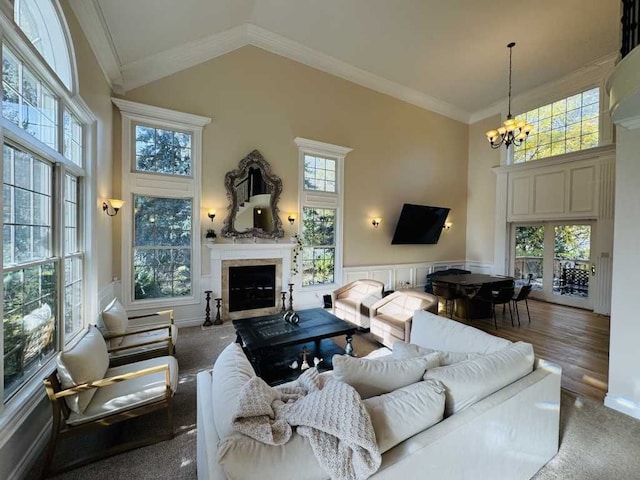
<box><xmin>211</xmin><ymin>342</ymin><xmax>256</xmax><ymax>439</ymax></box>
<box><xmin>217</xmin><ymin>433</ymin><xmax>326</xmax><ymax>480</ymax></box>
<box><xmin>332</xmin><ymin>353</ymin><xmax>440</xmax><ymax>399</ymax></box>
<box><xmin>67</xmin><ymin>355</ymin><xmax>178</xmax><ymax>426</ymax></box>
<box><xmin>410</xmin><ymin>310</ymin><xmax>512</xmax><ymax>353</ymax></box>
<box><xmin>392</xmin><ymin>341</ymin><xmax>481</xmax><ymax>366</ymax></box>
<box><xmin>363</xmin><ymin>379</ymin><xmax>445</xmax><ymax>453</ymax></box>
<box><xmin>424</xmin><ymin>341</ymin><xmax>535</xmax><ymax>416</ymax></box>
<box><xmin>100</xmin><ymin>298</ymin><xmax>128</xmax><ymax>346</ymax></box>
<box><xmin>56</xmin><ymin>326</ymin><xmax>109</xmax><ymax>414</ymax></box>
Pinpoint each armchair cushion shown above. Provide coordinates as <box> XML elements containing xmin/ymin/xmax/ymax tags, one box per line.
<box><xmin>56</xmin><ymin>326</ymin><xmax>110</xmax><ymax>414</ymax></box>
<box><xmin>66</xmin><ymin>355</ymin><xmax>178</xmax><ymax>426</ymax></box>
<box><xmin>332</xmin><ymin>353</ymin><xmax>440</xmax><ymax>399</ymax></box>
<box><xmin>100</xmin><ymin>298</ymin><xmax>128</xmax><ymax>346</ymax></box>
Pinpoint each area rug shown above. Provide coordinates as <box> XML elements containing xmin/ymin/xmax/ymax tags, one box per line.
<box><xmin>32</xmin><ymin>324</ymin><xmax>640</xmax><ymax>480</ymax></box>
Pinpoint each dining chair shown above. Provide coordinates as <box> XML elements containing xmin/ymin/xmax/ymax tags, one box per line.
<box><xmin>476</xmin><ymin>286</ymin><xmax>515</xmax><ymax>329</ymax></box>
<box><xmin>512</xmin><ymin>284</ymin><xmax>533</xmax><ymax>325</ymax></box>
<box><xmin>432</xmin><ymin>281</ymin><xmax>459</xmax><ymax>319</ymax></box>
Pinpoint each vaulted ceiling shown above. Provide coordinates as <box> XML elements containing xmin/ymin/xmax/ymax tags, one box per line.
<box><xmin>70</xmin><ymin>0</ymin><xmax>620</xmax><ymax>123</ymax></box>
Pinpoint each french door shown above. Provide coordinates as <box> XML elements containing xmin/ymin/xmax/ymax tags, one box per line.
<box><xmin>511</xmin><ymin>222</ymin><xmax>595</xmax><ymax>309</ymax></box>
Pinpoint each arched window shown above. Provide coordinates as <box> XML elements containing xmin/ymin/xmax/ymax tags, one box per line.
<box><xmin>14</xmin><ymin>0</ymin><xmax>72</xmax><ymax>89</ymax></box>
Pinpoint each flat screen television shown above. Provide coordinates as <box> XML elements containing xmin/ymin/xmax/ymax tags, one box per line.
<box><xmin>391</xmin><ymin>203</ymin><xmax>450</xmax><ymax>245</ymax></box>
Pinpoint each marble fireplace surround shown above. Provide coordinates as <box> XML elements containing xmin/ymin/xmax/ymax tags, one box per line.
<box><xmin>206</xmin><ymin>243</ymin><xmax>294</xmax><ymax>320</ymax></box>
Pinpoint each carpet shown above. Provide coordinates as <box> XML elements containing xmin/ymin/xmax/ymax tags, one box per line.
<box><xmin>32</xmin><ymin>324</ymin><xmax>640</xmax><ymax>480</ymax></box>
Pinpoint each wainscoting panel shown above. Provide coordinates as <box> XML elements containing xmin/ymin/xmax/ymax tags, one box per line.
<box><xmin>569</xmin><ymin>165</ymin><xmax>596</xmax><ymax>213</ymax></box>
<box><xmin>533</xmin><ymin>171</ymin><xmax>566</xmax><ymax>215</ymax></box>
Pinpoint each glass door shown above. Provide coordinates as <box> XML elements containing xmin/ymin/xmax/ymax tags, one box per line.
<box><xmin>511</xmin><ymin>222</ymin><xmax>594</xmax><ymax>309</ymax></box>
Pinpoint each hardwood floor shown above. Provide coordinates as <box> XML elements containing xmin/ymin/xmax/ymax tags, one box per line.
<box><xmin>444</xmin><ymin>299</ymin><xmax>610</xmax><ymax>403</ymax></box>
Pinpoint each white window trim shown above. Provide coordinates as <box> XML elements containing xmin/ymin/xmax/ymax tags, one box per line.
<box><xmin>498</xmin><ymin>54</ymin><xmax>616</xmax><ymax>166</ymax></box>
<box><xmin>294</xmin><ymin>137</ymin><xmax>352</xmax><ymax>292</ymax></box>
<box><xmin>113</xmin><ymin>98</ymin><xmax>211</xmax><ymax>311</ymax></box>
<box><xmin>0</xmin><ymin>1</ymin><xmax>96</xmax><ymax>430</ymax></box>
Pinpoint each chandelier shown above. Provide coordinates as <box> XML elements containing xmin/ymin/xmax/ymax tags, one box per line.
<box><xmin>486</xmin><ymin>42</ymin><xmax>533</xmax><ymax>149</ymax></box>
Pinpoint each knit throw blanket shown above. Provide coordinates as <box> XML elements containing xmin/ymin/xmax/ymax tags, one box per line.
<box><xmin>232</xmin><ymin>368</ymin><xmax>381</xmax><ymax>480</ymax></box>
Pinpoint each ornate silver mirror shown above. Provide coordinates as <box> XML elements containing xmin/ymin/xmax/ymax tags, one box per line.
<box><xmin>221</xmin><ymin>150</ymin><xmax>284</xmax><ymax>239</ymax></box>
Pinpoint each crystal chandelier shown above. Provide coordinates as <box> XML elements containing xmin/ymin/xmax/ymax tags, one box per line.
<box><xmin>486</xmin><ymin>42</ymin><xmax>533</xmax><ymax>149</ymax></box>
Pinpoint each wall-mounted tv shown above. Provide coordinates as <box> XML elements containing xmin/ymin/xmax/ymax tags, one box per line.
<box><xmin>391</xmin><ymin>203</ymin><xmax>450</xmax><ymax>245</ymax></box>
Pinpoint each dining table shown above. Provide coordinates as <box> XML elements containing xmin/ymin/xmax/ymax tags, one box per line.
<box><xmin>432</xmin><ymin>273</ymin><xmax>515</xmax><ymax>319</ymax></box>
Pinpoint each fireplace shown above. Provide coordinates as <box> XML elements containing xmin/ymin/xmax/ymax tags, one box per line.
<box><xmin>228</xmin><ymin>264</ymin><xmax>276</xmax><ymax>312</ymax></box>
<box><xmin>207</xmin><ymin>243</ymin><xmax>294</xmax><ymax>321</ymax></box>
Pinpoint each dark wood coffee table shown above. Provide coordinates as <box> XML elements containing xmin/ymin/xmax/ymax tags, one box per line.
<box><xmin>232</xmin><ymin>308</ymin><xmax>357</xmax><ymax>385</ymax></box>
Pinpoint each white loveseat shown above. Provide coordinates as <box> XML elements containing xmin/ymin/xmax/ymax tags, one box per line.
<box><xmin>197</xmin><ymin>310</ymin><xmax>561</xmax><ymax>480</ymax></box>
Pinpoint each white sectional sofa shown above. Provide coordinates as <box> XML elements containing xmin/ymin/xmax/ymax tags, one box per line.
<box><xmin>197</xmin><ymin>310</ymin><xmax>561</xmax><ymax>480</ymax></box>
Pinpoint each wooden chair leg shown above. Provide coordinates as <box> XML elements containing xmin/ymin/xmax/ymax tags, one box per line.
<box><xmin>508</xmin><ymin>303</ymin><xmax>514</xmax><ymax>326</ymax></box>
<box><xmin>492</xmin><ymin>304</ymin><xmax>498</xmax><ymax>330</ymax></box>
<box><xmin>525</xmin><ymin>299</ymin><xmax>531</xmax><ymax>323</ymax></box>
<box><xmin>513</xmin><ymin>301</ymin><xmax>521</xmax><ymax>326</ymax></box>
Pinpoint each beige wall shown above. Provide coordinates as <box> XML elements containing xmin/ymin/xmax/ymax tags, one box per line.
<box><xmin>117</xmin><ymin>46</ymin><xmax>469</xmax><ymax>277</ymax></box>
<box><xmin>466</xmin><ymin>115</ymin><xmax>500</xmax><ymax>265</ymax></box>
<box><xmin>61</xmin><ymin>0</ymin><xmax>114</xmax><ymax>292</ymax></box>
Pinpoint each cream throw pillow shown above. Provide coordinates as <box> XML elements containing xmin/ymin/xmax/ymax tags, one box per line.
<box><xmin>100</xmin><ymin>298</ymin><xmax>128</xmax><ymax>346</ymax></box>
<box><xmin>363</xmin><ymin>379</ymin><xmax>445</xmax><ymax>453</ymax></box>
<box><xmin>332</xmin><ymin>353</ymin><xmax>440</xmax><ymax>399</ymax></box>
<box><xmin>392</xmin><ymin>341</ymin><xmax>481</xmax><ymax>366</ymax></box>
<box><xmin>211</xmin><ymin>342</ymin><xmax>256</xmax><ymax>440</ymax></box>
<box><xmin>424</xmin><ymin>341</ymin><xmax>535</xmax><ymax>416</ymax></box>
<box><xmin>56</xmin><ymin>325</ymin><xmax>110</xmax><ymax>414</ymax></box>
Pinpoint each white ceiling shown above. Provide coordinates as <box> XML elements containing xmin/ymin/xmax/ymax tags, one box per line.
<box><xmin>70</xmin><ymin>0</ymin><xmax>621</xmax><ymax>122</ymax></box>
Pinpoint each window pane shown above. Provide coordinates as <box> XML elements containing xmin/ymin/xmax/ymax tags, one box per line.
<box><xmin>2</xmin><ymin>46</ymin><xmax>58</xmax><ymax>149</ymax></box>
<box><xmin>301</xmin><ymin>207</ymin><xmax>336</xmax><ymax>286</ymax></box>
<box><xmin>3</xmin><ymin>262</ymin><xmax>57</xmax><ymax>400</ymax></box>
<box><xmin>133</xmin><ymin>195</ymin><xmax>192</xmax><ymax>299</ymax></box>
<box><xmin>303</xmin><ymin>154</ymin><xmax>337</xmax><ymax>193</ymax></box>
<box><xmin>514</xmin><ymin>87</ymin><xmax>600</xmax><ymax>163</ymax></box>
<box><xmin>134</xmin><ymin>124</ymin><xmax>192</xmax><ymax>176</ymax></box>
<box><xmin>3</xmin><ymin>144</ymin><xmax>52</xmax><ymax>266</ymax></box>
<box><xmin>63</xmin><ymin>110</ymin><xmax>83</xmax><ymax>166</ymax></box>
<box><xmin>64</xmin><ymin>255</ymin><xmax>82</xmax><ymax>337</ymax></box>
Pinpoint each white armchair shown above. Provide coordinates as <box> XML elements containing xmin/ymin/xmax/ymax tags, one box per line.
<box><xmin>331</xmin><ymin>279</ymin><xmax>385</xmax><ymax>328</ymax></box>
<box><xmin>42</xmin><ymin>325</ymin><xmax>178</xmax><ymax>475</ymax></box>
<box><xmin>98</xmin><ymin>298</ymin><xmax>177</xmax><ymax>365</ymax></box>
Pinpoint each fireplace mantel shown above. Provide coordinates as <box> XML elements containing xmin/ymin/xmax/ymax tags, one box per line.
<box><xmin>206</xmin><ymin>242</ymin><xmax>295</xmax><ymax>319</ymax></box>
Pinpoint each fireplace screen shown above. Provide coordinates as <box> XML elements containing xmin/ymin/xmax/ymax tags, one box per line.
<box><xmin>228</xmin><ymin>264</ymin><xmax>277</xmax><ymax>312</ymax></box>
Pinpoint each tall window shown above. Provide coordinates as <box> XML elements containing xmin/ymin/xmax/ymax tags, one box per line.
<box><xmin>113</xmin><ymin>99</ymin><xmax>210</xmax><ymax>309</ymax></box>
<box><xmin>295</xmin><ymin>137</ymin><xmax>351</xmax><ymax>289</ymax></box>
<box><xmin>514</xmin><ymin>87</ymin><xmax>600</xmax><ymax>163</ymax></box>
<box><xmin>2</xmin><ymin>0</ymin><xmax>87</xmax><ymax>408</ymax></box>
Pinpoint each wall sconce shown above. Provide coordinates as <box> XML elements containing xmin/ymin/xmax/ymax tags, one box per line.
<box><xmin>287</xmin><ymin>213</ymin><xmax>297</xmax><ymax>225</ymax></box>
<box><xmin>371</xmin><ymin>218</ymin><xmax>382</xmax><ymax>228</ymax></box>
<box><xmin>443</xmin><ymin>222</ymin><xmax>452</xmax><ymax>230</ymax></box>
<box><xmin>102</xmin><ymin>199</ymin><xmax>125</xmax><ymax>217</ymax></box>
<box><xmin>207</xmin><ymin>209</ymin><xmax>216</xmax><ymax>222</ymax></box>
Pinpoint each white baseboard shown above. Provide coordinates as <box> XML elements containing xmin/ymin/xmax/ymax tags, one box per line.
<box><xmin>604</xmin><ymin>394</ymin><xmax>640</xmax><ymax>419</ymax></box>
<box><xmin>8</xmin><ymin>418</ymin><xmax>51</xmax><ymax>480</ymax></box>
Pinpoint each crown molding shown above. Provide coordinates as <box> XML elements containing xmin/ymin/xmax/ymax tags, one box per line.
<box><xmin>120</xmin><ymin>24</ymin><xmax>248</xmax><ymax>92</ymax></box>
<box><xmin>293</xmin><ymin>137</ymin><xmax>353</xmax><ymax>157</ymax></box>
<box><xmin>111</xmin><ymin>98</ymin><xmax>212</xmax><ymax>127</ymax></box>
<box><xmin>68</xmin><ymin>0</ymin><xmax>123</xmax><ymax>92</ymax></box>
<box><xmin>469</xmin><ymin>51</ymin><xmax>619</xmax><ymax>124</ymax></box>
<box><xmin>246</xmin><ymin>25</ymin><xmax>470</xmax><ymax>123</ymax></box>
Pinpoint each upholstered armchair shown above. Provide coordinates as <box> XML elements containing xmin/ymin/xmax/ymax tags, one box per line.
<box><xmin>97</xmin><ymin>299</ymin><xmax>177</xmax><ymax>366</ymax></box>
<box><xmin>331</xmin><ymin>279</ymin><xmax>385</xmax><ymax>328</ymax></box>
<box><xmin>369</xmin><ymin>290</ymin><xmax>438</xmax><ymax>348</ymax></box>
<box><xmin>42</xmin><ymin>325</ymin><xmax>178</xmax><ymax>475</ymax></box>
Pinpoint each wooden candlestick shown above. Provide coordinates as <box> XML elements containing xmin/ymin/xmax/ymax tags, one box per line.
<box><xmin>214</xmin><ymin>297</ymin><xmax>223</xmax><ymax>325</ymax></box>
<box><xmin>203</xmin><ymin>290</ymin><xmax>213</xmax><ymax>327</ymax></box>
<box><xmin>281</xmin><ymin>291</ymin><xmax>287</xmax><ymax>312</ymax></box>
